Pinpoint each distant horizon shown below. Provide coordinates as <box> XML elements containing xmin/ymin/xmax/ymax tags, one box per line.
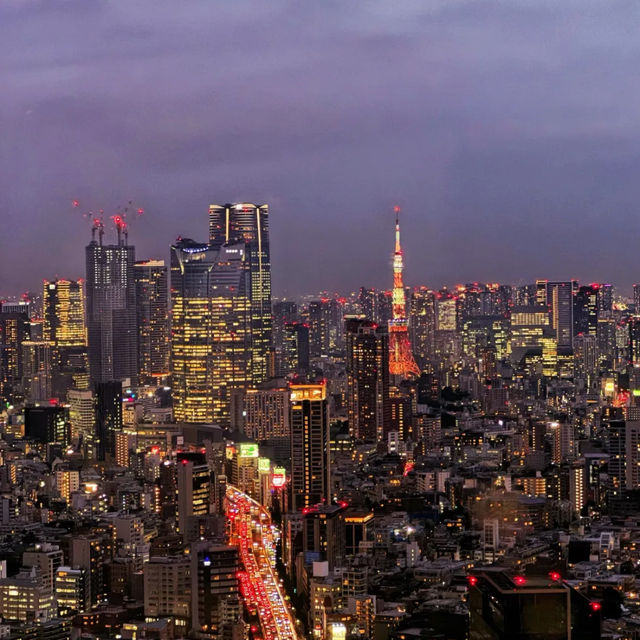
<box><xmin>4</xmin><ymin>2</ymin><xmax>640</xmax><ymax>297</ymax></box>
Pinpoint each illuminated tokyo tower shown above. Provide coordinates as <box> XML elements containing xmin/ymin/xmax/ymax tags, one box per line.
<box><xmin>388</xmin><ymin>206</ymin><xmax>420</xmax><ymax>378</ymax></box>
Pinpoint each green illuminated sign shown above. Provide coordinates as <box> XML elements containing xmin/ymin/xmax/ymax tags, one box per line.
<box><xmin>239</xmin><ymin>443</ymin><xmax>259</xmax><ymax>458</ymax></box>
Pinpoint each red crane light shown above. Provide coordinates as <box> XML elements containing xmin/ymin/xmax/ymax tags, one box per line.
<box><xmin>72</xmin><ymin>199</ymin><xmax>80</xmax><ymax>207</ymax></box>
<box><xmin>513</xmin><ymin>576</ymin><xmax>527</xmax><ymax>586</ymax></box>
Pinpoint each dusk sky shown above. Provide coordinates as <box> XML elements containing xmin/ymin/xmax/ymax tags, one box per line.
<box><xmin>2</xmin><ymin>1</ymin><xmax>640</xmax><ymax>298</ymax></box>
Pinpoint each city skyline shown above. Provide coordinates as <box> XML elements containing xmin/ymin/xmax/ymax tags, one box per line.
<box><xmin>4</xmin><ymin>1</ymin><xmax>640</xmax><ymax>296</ymax></box>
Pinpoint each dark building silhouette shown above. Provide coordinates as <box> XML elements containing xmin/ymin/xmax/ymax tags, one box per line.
<box><xmin>95</xmin><ymin>380</ymin><xmax>122</xmax><ymax>461</ymax></box>
<box><xmin>85</xmin><ymin>231</ymin><xmax>137</xmax><ymax>386</ymax></box>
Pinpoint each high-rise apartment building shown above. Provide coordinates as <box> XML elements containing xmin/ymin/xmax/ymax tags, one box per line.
<box><xmin>345</xmin><ymin>318</ymin><xmax>390</xmax><ymax>442</ymax></box>
<box><xmin>290</xmin><ymin>382</ymin><xmax>331</xmax><ymax>510</ymax></box>
<box><xmin>170</xmin><ymin>238</ymin><xmax>251</xmax><ymax>424</ymax></box>
<box><xmin>134</xmin><ymin>260</ymin><xmax>169</xmax><ymax>385</ymax></box>
<box><xmin>209</xmin><ymin>203</ymin><xmax>272</xmax><ymax>385</ymax></box>
<box><xmin>85</xmin><ymin>234</ymin><xmax>137</xmax><ymax>386</ymax></box>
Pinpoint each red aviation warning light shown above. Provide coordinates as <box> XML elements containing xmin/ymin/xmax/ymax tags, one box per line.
<box><xmin>513</xmin><ymin>576</ymin><xmax>527</xmax><ymax>587</ymax></box>
<box><xmin>549</xmin><ymin>571</ymin><xmax>561</xmax><ymax>582</ymax></box>
<box><xmin>467</xmin><ymin>576</ymin><xmax>478</xmax><ymax>587</ymax></box>
<box><xmin>590</xmin><ymin>602</ymin><xmax>601</xmax><ymax>612</ymax></box>
<box><xmin>72</xmin><ymin>199</ymin><xmax>80</xmax><ymax>207</ymax></box>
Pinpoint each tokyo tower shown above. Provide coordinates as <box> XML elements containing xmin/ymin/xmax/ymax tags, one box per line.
<box><xmin>388</xmin><ymin>206</ymin><xmax>421</xmax><ymax>378</ymax></box>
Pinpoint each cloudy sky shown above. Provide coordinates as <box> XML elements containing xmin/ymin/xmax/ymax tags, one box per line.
<box><xmin>2</xmin><ymin>0</ymin><xmax>640</xmax><ymax>297</ymax></box>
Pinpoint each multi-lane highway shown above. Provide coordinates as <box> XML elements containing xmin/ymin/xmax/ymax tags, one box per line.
<box><xmin>227</xmin><ymin>486</ymin><xmax>300</xmax><ymax>640</ymax></box>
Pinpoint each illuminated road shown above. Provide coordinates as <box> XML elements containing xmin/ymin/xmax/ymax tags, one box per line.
<box><xmin>227</xmin><ymin>486</ymin><xmax>300</xmax><ymax>640</ymax></box>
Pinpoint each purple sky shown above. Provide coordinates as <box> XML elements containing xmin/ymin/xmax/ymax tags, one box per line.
<box><xmin>2</xmin><ymin>1</ymin><xmax>640</xmax><ymax>298</ymax></box>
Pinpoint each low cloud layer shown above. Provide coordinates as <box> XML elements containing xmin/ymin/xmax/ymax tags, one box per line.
<box><xmin>2</xmin><ymin>1</ymin><xmax>640</xmax><ymax>296</ymax></box>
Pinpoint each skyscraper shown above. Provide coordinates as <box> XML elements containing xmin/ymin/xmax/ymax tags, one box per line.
<box><xmin>282</xmin><ymin>322</ymin><xmax>310</xmax><ymax>377</ymax></box>
<box><xmin>290</xmin><ymin>381</ymin><xmax>331</xmax><ymax>511</ymax></box>
<box><xmin>0</xmin><ymin>310</ymin><xmax>30</xmax><ymax>406</ymax></box>
<box><xmin>170</xmin><ymin>238</ymin><xmax>250</xmax><ymax>424</ymax></box>
<box><xmin>133</xmin><ymin>260</ymin><xmax>169</xmax><ymax>385</ymax></box>
<box><xmin>538</xmin><ymin>280</ymin><xmax>576</xmax><ymax>349</ymax></box>
<box><xmin>409</xmin><ymin>287</ymin><xmax>436</xmax><ymax>369</ymax></box>
<box><xmin>209</xmin><ymin>203</ymin><xmax>272</xmax><ymax>385</ymax></box>
<box><xmin>43</xmin><ymin>278</ymin><xmax>88</xmax><ymax>396</ymax></box>
<box><xmin>388</xmin><ymin>208</ymin><xmax>420</xmax><ymax>377</ymax></box>
<box><xmin>43</xmin><ymin>279</ymin><xmax>86</xmax><ymax>348</ymax></box>
<box><xmin>345</xmin><ymin>318</ymin><xmax>390</xmax><ymax>442</ymax></box>
<box><xmin>308</xmin><ymin>298</ymin><xmax>344</xmax><ymax>358</ymax></box>
<box><xmin>573</xmin><ymin>284</ymin><xmax>598</xmax><ymax>338</ymax></box>
<box><xmin>85</xmin><ymin>232</ymin><xmax>137</xmax><ymax>386</ymax></box>
<box><xmin>95</xmin><ymin>380</ymin><xmax>122</xmax><ymax>461</ymax></box>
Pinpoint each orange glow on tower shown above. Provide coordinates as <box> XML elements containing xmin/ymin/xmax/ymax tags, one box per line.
<box><xmin>388</xmin><ymin>207</ymin><xmax>420</xmax><ymax>377</ymax></box>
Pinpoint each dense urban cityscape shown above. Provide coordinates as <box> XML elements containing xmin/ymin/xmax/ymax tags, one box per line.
<box><xmin>1</xmin><ymin>199</ymin><xmax>639</xmax><ymax>639</ymax></box>
<box><xmin>5</xmin><ymin>1</ymin><xmax>640</xmax><ymax>639</ymax></box>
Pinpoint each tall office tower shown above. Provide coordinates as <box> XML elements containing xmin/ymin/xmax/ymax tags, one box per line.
<box><xmin>573</xmin><ymin>284</ymin><xmax>599</xmax><ymax>338</ymax></box>
<box><xmin>541</xmin><ymin>281</ymin><xmax>577</xmax><ymax>349</ymax></box>
<box><xmin>290</xmin><ymin>382</ymin><xmax>331</xmax><ymax>511</ymax></box>
<box><xmin>95</xmin><ymin>380</ymin><xmax>122</xmax><ymax>461</ymax></box>
<box><xmin>345</xmin><ymin>318</ymin><xmax>390</xmax><ymax>442</ymax></box>
<box><xmin>634</xmin><ymin>284</ymin><xmax>640</xmax><ymax>313</ymax></box>
<box><xmin>209</xmin><ymin>203</ymin><xmax>271</xmax><ymax>384</ymax></box>
<box><xmin>282</xmin><ymin>322</ymin><xmax>310</xmax><ymax>376</ymax></box>
<box><xmin>21</xmin><ymin>340</ymin><xmax>54</xmax><ymax>402</ymax></box>
<box><xmin>171</xmin><ymin>238</ymin><xmax>250</xmax><ymax>424</ymax></box>
<box><xmin>191</xmin><ymin>545</ymin><xmax>241</xmax><ymax>638</ymax></box>
<box><xmin>85</xmin><ymin>229</ymin><xmax>137</xmax><ymax>386</ymax></box>
<box><xmin>273</xmin><ymin>300</ymin><xmax>298</xmax><ymax>351</ymax></box>
<box><xmin>176</xmin><ymin>451</ymin><xmax>211</xmax><ymax>536</ymax></box>
<box><xmin>133</xmin><ymin>260</ymin><xmax>169</xmax><ymax>385</ymax></box>
<box><xmin>308</xmin><ymin>298</ymin><xmax>344</xmax><ymax>357</ymax></box>
<box><xmin>410</xmin><ymin>288</ymin><xmax>436</xmax><ymax>369</ymax></box>
<box><xmin>68</xmin><ymin>389</ymin><xmax>94</xmax><ymax>457</ymax></box>
<box><xmin>24</xmin><ymin>405</ymin><xmax>69</xmax><ymax>446</ymax></box>
<box><xmin>43</xmin><ymin>278</ymin><xmax>88</xmax><ymax>396</ymax></box>
<box><xmin>388</xmin><ymin>208</ymin><xmax>420</xmax><ymax>377</ymax></box>
<box><xmin>302</xmin><ymin>505</ymin><xmax>346</xmax><ymax>570</ymax></box>
<box><xmin>0</xmin><ymin>310</ymin><xmax>29</xmax><ymax>405</ymax></box>
<box><xmin>468</xmin><ymin>569</ymin><xmax>601</xmax><ymax>640</ymax></box>
<box><xmin>43</xmin><ymin>278</ymin><xmax>87</xmax><ymax>348</ymax></box>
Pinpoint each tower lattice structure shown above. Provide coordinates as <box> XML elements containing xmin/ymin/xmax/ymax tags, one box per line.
<box><xmin>388</xmin><ymin>207</ymin><xmax>421</xmax><ymax>378</ymax></box>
